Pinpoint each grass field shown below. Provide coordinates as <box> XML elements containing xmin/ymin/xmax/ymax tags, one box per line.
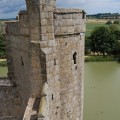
<box><xmin>0</xmin><ymin>59</ymin><xmax>8</xmax><ymax>76</ymax></box>
<box><xmin>86</xmin><ymin>19</ymin><xmax>107</xmax><ymax>37</ymax></box>
<box><xmin>0</xmin><ymin>67</ymin><xmax>8</xmax><ymax>76</ymax></box>
<box><xmin>0</xmin><ymin>59</ymin><xmax>6</xmax><ymax>62</ymax></box>
<box><xmin>86</xmin><ymin>22</ymin><xmax>107</xmax><ymax>36</ymax></box>
<box><xmin>86</xmin><ymin>19</ymin><xmax>120</xmax><ymax>37</ymax></box>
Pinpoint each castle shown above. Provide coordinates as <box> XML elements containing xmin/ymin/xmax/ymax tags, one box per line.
<box><xmin>1</xmin><ymin>0</ymin><xmax>86</xmax><ymax>119</ymax></box>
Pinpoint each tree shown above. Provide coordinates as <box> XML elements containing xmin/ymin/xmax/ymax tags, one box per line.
<box><xmin>90</xmin><ymin>27</ymin><xmax>111</xmax><ymax>55</ymax></box>
<box><xmin>113</xmin><ymin>20</ymin><xmax>120</xmax><ymax>25</ymax></box>
<box><xmin>109</xmin><ymin>26</ymin><xmax>120</xmax><ymax>55</ymax></box>
<box><xmin>108</xmin><ymin>32</ymin><xmax>119</xmax><ymax>55</ymax></box>
<box><xmin>106</xmin><ymin>20</ymin><xmax>112</xmax><ymax>25</ymax></box>
<box><xmin>89</xmin><ymin>26</ymin><xmax>120</xmax><ymax>55</ymax></box>
<box><xmin>118</xmin><ymin>56</ymin><xmax>120</xmax><ymax>63</ymax></box>
<box><xmin>85</xmin><ymin>36</ymin><xmax>91</xmax><ymax>54</ymax></box>
<box><xmin>109</xmin><ymin>24</ymin><xmax>119</xmax><ymax>32</ymax></box>
<box><xmin>0</xmin><ymin>32</ymin><xmax>6</xmax><ymax>58</ymax></box>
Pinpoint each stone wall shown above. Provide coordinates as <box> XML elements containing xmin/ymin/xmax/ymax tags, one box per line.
<box><xmin>54</xmin><ymin>9</ymin><xmax>85</xmax><ymax>35</ymax></box>
<box><xmin>0</xmin><ymin>84</ymin><xmax>23</xmax><ymax>118</ymax></box>
<box><xmin>0</xmin><ymin>77</ymin><xmax>23</xmax><ymax>120</ymax></box>
<box><xmin>5</xmin><ymin>18</ymin><xmax>31</xmax><ymax>107</ymax></box>
<box><xmin>54</xmin><ymin>9</ymin><xmax>85</xmax><ymax>120</ymax></box>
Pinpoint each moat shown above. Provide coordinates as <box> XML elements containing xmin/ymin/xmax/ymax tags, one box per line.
<box><xmin>84</xmin><ymin>62</ymin><xmax>120</xmax><ymax>120</ymax></box>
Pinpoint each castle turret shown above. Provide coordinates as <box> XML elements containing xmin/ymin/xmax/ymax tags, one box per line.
<box><xmin>4</xmin><ymin>0</ymin><xmax>85</xmax><ymax>119</ymax></box>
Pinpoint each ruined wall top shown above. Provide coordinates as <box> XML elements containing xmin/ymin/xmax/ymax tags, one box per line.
<box><xmin>55</xmin><ymin>8</ymin><xmax>83</xmax><ymax>14</ymax></box>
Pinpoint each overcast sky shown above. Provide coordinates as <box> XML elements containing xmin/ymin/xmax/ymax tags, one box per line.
<box><xmin>0</xmin><ymin>0</ymin><xmax>120</xmax><ymax>18</ymax></box>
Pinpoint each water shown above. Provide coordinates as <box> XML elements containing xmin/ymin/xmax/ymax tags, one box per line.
<box><xmin>84</xmin><ymin>62</ymin><xmax>120</xmax><ymax>120</ymax></box>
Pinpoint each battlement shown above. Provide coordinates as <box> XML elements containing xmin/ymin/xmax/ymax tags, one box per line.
<box><xmin>56</xmin><ymin>8</ymin><xmax>83</xmax><ymax>13</ymax></box>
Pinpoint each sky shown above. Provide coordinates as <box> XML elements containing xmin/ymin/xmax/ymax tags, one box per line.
<box><xmin>0</xmin><ymin>0</ymin><xmax>120</xmax><ymax>18</ymax></box>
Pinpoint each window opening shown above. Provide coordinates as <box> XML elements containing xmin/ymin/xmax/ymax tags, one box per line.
<box><xmin>54</xmin><ymin>59</ymin><xmax>56</xmax><ymax>65</ymax></box>
<box><xmin>52</xmin><ymin>94</ymin><xmax>54</xmax><ymax>100</ymax></box>
<box><xmin>73</xmin><ymin>52</ymin><xmax>77</xmax><ymax>64</ymax></box>
<box><xmin>21</xmin><ymin>56</ymin><xmax>24</xmax><ymax>66</ymax></box>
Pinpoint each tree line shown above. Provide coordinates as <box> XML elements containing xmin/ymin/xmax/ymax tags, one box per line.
<box><xmin>87</xmin><ymin>13</ymin><xmax>120</xmax><ymax>19</ymax></box>
<box><xmin>85</xmin><ymin>25</ymin><xmax>120</xmax><ymax>57</ymax></box>
<box><xmin>0</xmin><ymin>22</ymin><xmax>6</xmax><ymax>58</ymax></box>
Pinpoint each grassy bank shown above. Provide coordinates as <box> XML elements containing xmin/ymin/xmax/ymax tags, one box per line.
<box><xmin>0</xmin><ymin>59</ymin><xmax>8</xmax><ymax>76</ymax></box>
<box><xmin>0</xmin><ymin>67</ymin><xmax>8</xmax><ymax>76</ymax></box>
<box><xmin>85</xmin><ymin>56</ymin><xmax>117</xmax><ymax>62</ymax></box>
<box><xmin>0</xmin><ymin>59</ymin><xmax>7</xmax><ymax>67</ymax></box>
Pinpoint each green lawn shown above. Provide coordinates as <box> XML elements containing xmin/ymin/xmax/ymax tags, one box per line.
<box><xmin>0</xmin><ymin>66</ymin><xmax>8</xmax><ymax>76</ymax></box>
<box><xmin>86</xmin><ymin>19</ymin><xmax>120</xmax><ymax>37</ymax></box>
<box><xmin>0</xmin><ymin>59</ymin><xmax>8</xmax><ymax>76</ymax></box>
<box><xmin>86</xmin><ymin>22</ymin><xmax>107</xmax><ymax>37</ymax></box>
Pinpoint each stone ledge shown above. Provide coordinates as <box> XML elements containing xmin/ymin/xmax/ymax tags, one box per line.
<box><xmin>0</xmin><ymin>79</ymin><xmax>12</xmax><ymax>87</ymax></box>
<box><xmin>5</xmin><ymin>20</ymin><xmax>19</xmax><ymax>23</ymax></box>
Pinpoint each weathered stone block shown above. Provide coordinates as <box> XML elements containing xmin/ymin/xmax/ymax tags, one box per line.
<box><xmin>41</xmin><ymin>26</ymin><xmax>47</xmax><ymax>34</ymax></box>
<box><xmin>20</xmin><ymin>27</ymin><xmax>29</xmax><ymax>35</ymax></box>
<box><xmin>67</xmin><ymin>26</ymin><xmax>74</xmax><ymax>34</ymax></box>
<box><xmin>47</xmin><ymin>33</ymin><xmax>54</xmax><ymax>40</ymax></box>
<box><xmin>48</xmin><ymin>40</ymin><xmax>56</xmax><ymax>47</ymax></box>
<box><xmin>62</xmin><ymin>14</ymin><xmax>72</xmax><ymax>19</ymax></box>
<box><xmin>46</xmin><ymin>12</ymin><xmax>53</xmax><ymax>19</ymax></box>
<box><xmin>41</xmin><ymin>19</ymin><xmax>47</xmax><ymax>26</ymax></box>
<box><xmin>46</xmin><ymin>26</ymin><xmax>54</xmax><ymax>33</ymax></box>
<box><xmin>40</xmin><ymin>41</ymin><xmax>48</xmax><ymax>48</ymax></box>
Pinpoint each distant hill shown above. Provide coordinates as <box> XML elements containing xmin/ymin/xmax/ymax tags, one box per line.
<box><xmin>87</xmin><ymin>13</ymin><xmax>120</xmax><ymax>19</ymax></box>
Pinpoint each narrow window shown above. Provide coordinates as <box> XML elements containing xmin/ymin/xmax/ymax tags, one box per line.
<box><xmin>65</xmin><ymin>42</ymin><xmax>67</xmax><ymax>46</ymax></box>
<box><xmin>54</xmin><ymin>59</ymin><xmax>56</xmax><ymax>65</ymax></box>
<box><xmin>75</xmin><ymin>66</ymin><xmax>77</xmax><ymax>70</ymax></box>
<box><xmin>54</xmin><ymin>13</ymin><xmax>57</xmax><ymax>19</ymax></box>
<box><xmin>73</xmin><ymin>52</ymin><xmax>77</xmax><ymax>64</ymax></box>
<box><xmin>21</xmin><ymin>56</ymin><xmax>24</xmax><ymax>66</ymax></box>
<box><xmin>52</xmin><ymin>94</ymin><xmax>54</xmax><ymax>100</ymax></box>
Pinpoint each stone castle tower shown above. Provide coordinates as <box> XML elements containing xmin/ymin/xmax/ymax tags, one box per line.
<box><xmin>3</xmin><ymin>0</ymin><xmax>85</xmax><ymax>119</ymax></box>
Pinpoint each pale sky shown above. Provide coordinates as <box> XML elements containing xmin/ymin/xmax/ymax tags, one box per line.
<box><xmin>0</xmin><ymin>0</ymin><xmax>120</xmax><ymax>18</ymax></box>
